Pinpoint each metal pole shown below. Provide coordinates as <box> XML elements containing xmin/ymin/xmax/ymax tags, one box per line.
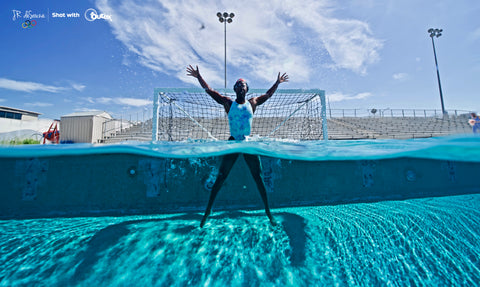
<box><xmin>217</xmin><ymin>12</ymin><xmax>234</xmax><ymax>92</ymax></box>
<box><xmin>428</xmin><ymin>28</ymin><xmax>446</xmax><ymax>116</ymax></box>
<box><xmin>431</xmin><ymin>36</ymin><xmax>446</xmax><ymax>115</ymax></box>
<box><xmin>224</xmin><ymin>20</ymin><xmax>227</xmax><ymax>90</ymax></box>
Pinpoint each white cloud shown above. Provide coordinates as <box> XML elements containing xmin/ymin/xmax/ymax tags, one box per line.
<box><xmin>328</xmin><ymin>92</ymin><xmax>373</xmax><ymax>102</ymax></box>
<box><xmin>0</xmin><ymin>78</ymin><xmax>86</xmax><ymax>93</ymax></box>
<box><xmin>469</xmin><ymin>26</ymin><xmax>480</xmax><ymax>42</ymax></box>
<box><xmin>72</xmin><ymin>83</ymin><xmax>86</xmax><ymax>91</ymax></box>
<box><xmin>0</xmin><ymin>78</ymin><xmax>66</xmax><ymax>93</ymax></box>
<box><xmin>118</xmin><ymin>98</ymin><xmax>151</xmax><ymax>107</ymax></box>
<box><xmin>24</xmin><ymin>102</ymin><xmax>54</xmax><ymax>107</ymax></box>
<box><xmin>74</xmin><ymin>107</ymin><xmax>102</xmax><ymax>113</ymax></box>
<box><xmin>96</xmin><ymin>0</ymin><xmax>383</xmax><ymax>86</ymax></box>
<box><xmin>97</xmin><ymin>97</ymin><xmax>112</xmax><ymax>104</ymax></box>
<box><xmin>88</xmin><ymin>96</ymin><xmax>150</xmax><ymax>107</ymax></box>
<box><xmin>392</xmin><ymin>73</ymin><xmax>408</xmax><ymax>81</ymax></box>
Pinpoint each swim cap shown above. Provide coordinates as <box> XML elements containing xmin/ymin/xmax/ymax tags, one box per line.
<box><xmin>234</xmin><ymin>78</ymin><xmax>249</xmax><ymax>92</ymax></box>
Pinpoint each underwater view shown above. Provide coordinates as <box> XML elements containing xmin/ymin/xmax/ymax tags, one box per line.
<box><xmin>1</xmin><ymin>195</ymin><xmax>480</xmax><ymax>286</ymax></box>
<box><xmin>1</xmin><ymin>135</ymin><xmax>480</xmax><ymax>286</ymax></box>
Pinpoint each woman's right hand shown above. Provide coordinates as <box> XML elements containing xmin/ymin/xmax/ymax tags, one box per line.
<box><xmin>186</xmin><ymin>65</ymin><xmax>200</xmax><ymax>78</ymax></box>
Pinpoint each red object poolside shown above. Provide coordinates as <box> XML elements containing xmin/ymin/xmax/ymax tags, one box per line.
<box><xmin>42</xmin><ymin>121</ymin><xmax>60</xmax><ymax>144</ymax></box>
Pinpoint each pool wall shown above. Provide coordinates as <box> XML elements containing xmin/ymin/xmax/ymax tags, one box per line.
<box><xmin>1</xmin><ymin>153</ymin><xmax>479</xmax><ymax>219</ymax></box>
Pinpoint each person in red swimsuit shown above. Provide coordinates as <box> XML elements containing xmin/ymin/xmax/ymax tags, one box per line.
<box><xmin>186</xmin><ymin>65</ymin><xmax>288</xmax><ymax>227</ymax></box>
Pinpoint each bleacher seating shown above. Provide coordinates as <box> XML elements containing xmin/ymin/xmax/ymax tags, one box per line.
<box><xmin>101</xmin><ymin>120</ymin><xmax>152</xmax><ymax>143</ymax></box>
<box><xmin>102</xmin><ymin>114</ymin><xmax>472</xmax><ymax>143</ymax></box>
<box><xmin>327</xmin><ymin>116</ymin><xmax>471</xmax><ymax>139</ymax></box>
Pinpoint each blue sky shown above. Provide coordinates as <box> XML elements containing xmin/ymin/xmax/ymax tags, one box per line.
<box><xmin>1</xmin><ymin>0</ymin><xmax>479</xmax><ymax>120</ymax></box>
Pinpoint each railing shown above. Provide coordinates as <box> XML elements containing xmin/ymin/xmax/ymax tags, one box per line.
<box><xmin>102</xmin><ymin>118</ymin><xmax>134</xmax><ymax>140</ymax></box>
<box><xmin>101</xmin><ymin>107</ymin><xmax>153</xmax><ymax>142</ymax></box>
<box><xmin>327</xmin><ymin>108</ymin><xmax>471</xmax><ymax>118</ymax></box>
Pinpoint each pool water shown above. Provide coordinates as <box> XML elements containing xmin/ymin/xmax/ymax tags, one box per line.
<box><xmin>2</xmin><ymin>134</ymin><xmax>480</xmax><ymax>162</ymax></box>
<box><xmin>1</xmin><ymin>195</ymin><xmax>479</xmax><ymax>286</ymax></box>
<box><xmin>1</xmin><ymin>135</ymin><xmax>480</xmax><ymax>285</ymax></box>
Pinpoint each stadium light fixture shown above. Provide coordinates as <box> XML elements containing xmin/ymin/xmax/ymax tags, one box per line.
<box><xmin>217</xmin><ymin>12</ymin><xmax>235</xmax><ymax>90</ymax></box>
<box><xmin>428</xmin><ymin>28</ymin><xmax>446</xmax><ymax>116</ymax></box>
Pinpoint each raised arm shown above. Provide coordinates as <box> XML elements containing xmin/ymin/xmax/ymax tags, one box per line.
<box><xmin>250</xmin><ymin>72</ymin><xmax>289</xmax><ymax>109</ymax></box>
<box><xmin>186</xmin><ymin>65</ymin><xmax>231</xmax><ymax>109</ymax></box>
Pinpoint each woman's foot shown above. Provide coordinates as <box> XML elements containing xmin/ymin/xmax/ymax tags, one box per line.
<box><xmin>200</xmin><ymin>210</ymin><xmax>211</xmax><ymax>228</ymax></box>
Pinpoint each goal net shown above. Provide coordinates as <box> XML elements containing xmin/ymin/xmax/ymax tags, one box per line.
<box><xmin>152</xmin><ymin>88</ymin><xmax>327</xmax><ymax>141</ymax></box>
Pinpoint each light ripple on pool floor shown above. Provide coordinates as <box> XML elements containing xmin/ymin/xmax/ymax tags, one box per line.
<box><xmin>1</xmin><ymin>194</ymin><xmax>480</xmax><ymax>286</ymax></box>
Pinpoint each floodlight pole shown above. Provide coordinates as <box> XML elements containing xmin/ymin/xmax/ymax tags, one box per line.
<box><xmin>217</xmin><ymin>12</ymin><xmax>234</xmax><ymax>91</ymax></box>
<box><xmin>428</xmin><ymin>28</ymin><xmax>446</xmax><ymax>116</ymax></box>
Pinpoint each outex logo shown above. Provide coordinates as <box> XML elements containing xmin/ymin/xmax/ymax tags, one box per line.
<box><xmin>84</xmin><ymin>8</ymin><xmax>112</xmax><ymax>22</ymax></box>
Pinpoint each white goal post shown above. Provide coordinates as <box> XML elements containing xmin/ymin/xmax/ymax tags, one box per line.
<box><xmin>152</xmin><ymin>88</ymin><xmax>328</xmax><ymax>141</ymax></box>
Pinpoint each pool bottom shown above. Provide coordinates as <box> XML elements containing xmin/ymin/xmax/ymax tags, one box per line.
<box><xmin>1</xmin><ymin>194</ymin><xmax>479</xmax><ymax>286</ymax></box>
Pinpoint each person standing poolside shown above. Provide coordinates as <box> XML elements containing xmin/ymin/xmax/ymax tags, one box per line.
<box><xmin>468</xmin><ymin>112</ymin><xmax>480</xmax><ymax>134</ymax></box>
<box><xmin>186</xmin><ymin>65</ymin><xmax>288</xmax><ymax>227</ymax></box>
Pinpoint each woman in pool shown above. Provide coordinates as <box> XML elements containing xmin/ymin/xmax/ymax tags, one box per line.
<box><xmin>186</xmin><ymin>65</ymin><xmax>288</xmax><ymax>227</ymax></box>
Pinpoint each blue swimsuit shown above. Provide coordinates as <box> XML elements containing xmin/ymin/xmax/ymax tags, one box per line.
<box><xmin>228</xmin><ymin>101</ymin><xmax>253</xmax><ymax>140</ymax></box>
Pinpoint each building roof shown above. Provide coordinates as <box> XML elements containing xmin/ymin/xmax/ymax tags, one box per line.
<box><xmin>0</xmin><ymin>106</ymin><xmax>41</xmax><ymax>116</ymax></box>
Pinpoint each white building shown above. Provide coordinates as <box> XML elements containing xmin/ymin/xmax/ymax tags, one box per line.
<box><xmin>0</xmin><ymin>106</ymin><xmax>41</xmax><ymax>121</ymax></box>
<box><xmin>0</xmin><ymin>106</ymin><xmax>53</xmax><ymax>141</ymax></box>
<box><xmin>60</xmin><ymin>111</ymin><xmax>112</xmax><ymax>143</ymax></box>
